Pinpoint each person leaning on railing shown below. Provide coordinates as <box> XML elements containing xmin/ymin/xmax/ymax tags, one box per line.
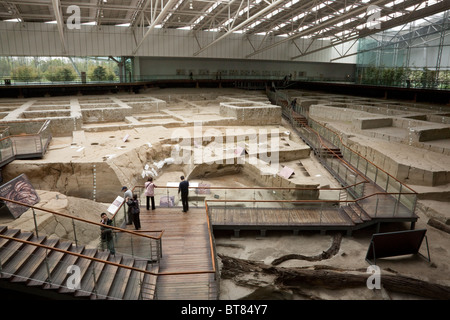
<box><xmin>127</xmin><ymin>194</ymin><xmax>142</xmax><ymax>230</ymax></box>
<box><xmin>100</xmin><ymin>212</ymin><xmax>115</xmax><ymax>256</ymax></box>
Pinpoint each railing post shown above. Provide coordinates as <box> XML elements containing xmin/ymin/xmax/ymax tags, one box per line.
<box><xmin>374</xmin><ymin>167</ymin><xmax>378</xmax><ymax>184</ymax></box>
<box><xmin>320</xmin><ymin>202</ymin><xmax>323</xmax><ymax>224</ymax></box>
<box><xmin>44</xmin><ymin>249</ymin><xmax>52</xmax><ymax>285</ymax></box>
<box><xmin>166</xmin><ymin>187</ymin><xmax>170</xmax><ymax>206</ymax></box>
<box><xmin>397</xmin><ymin>184</ymin><xmax>403</xmax><ymax>215</ymax></box>
<box><xmin>91</xmin><ymin>266</ymin><xmax>98</xmax><ymax>299</ymax></box>
<box><xmin>130</xmin><ymin>234</ymin><xmax>135</xmax><ymax>257</ymax></box>
<box><xmin>224</xmin><ymin>190</ymin><xmax>227</xmax><ymax>216</ymax></box>
<box><xmin>72</xmin><ymin>218</ymin><xmax>78</xmax><ymax>247</ymax></box>
<box><xmin>149</xmin><ymin>238</ymin><xmax>153</xmax><ymax>261</ymax></box>
<box><xmin>32</xmin><ymin>208</ymin><xmax>39</xmax><ymax>238</ymax></box>
<box><xmin>138</xmin><ymin>273</ymin><xmax>144</xmax><ymax>300</ymax></box>
<box><xmin>356</xmin><ymin>151</ymin><xmax>360</xmax><ymax>170</ymax></box>
<box><xmin>375</xmin><ymin>195</ymin><xmax>379</xmax><ymax>217</ymax></box>
<box><xmin>123</xmin><ymin>204</ymin><xmax>127</xmax><ymax>225</ymax></box>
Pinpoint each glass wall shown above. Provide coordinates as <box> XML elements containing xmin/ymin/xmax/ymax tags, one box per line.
<box><xmin>356</xmin><ymin>10</ymin><xmax>450</xmax><ymax>89</ymax></box>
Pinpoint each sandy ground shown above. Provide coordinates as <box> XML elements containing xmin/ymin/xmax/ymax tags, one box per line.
<box><xmin>215</xmin><ymin>212</ymin><xmax>450</xmax><ymax>300</ymax></box>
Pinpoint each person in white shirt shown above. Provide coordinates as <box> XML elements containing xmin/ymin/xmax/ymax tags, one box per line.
<box><xmin>144</xmin><ymin>177</ymin><xmax>157</xmax><ymax>210</ymax></box>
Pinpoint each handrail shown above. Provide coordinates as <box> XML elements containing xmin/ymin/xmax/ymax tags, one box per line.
<box><xmin>290</xmin><ymin>110</ymin><xmax>370</xmax><ymax>184</ymax></box>
<box><xmin>0</xmin><ymin>234</ymin><xmax>214</xmax><ymax>277</ymax></box>
<box><xmin>133</xmin><ymin>183</ymin><xmax>366</xmax><ymax>192</ymax></box>
<box><xmin>272</xmin><ymin>88</ymin><xmax>417</xmax><ymax>195</ymax></box>
<box><xmin>307</xmin><ymin>114</ymin><xmax>418</xmax><ymax>194</ymax></box>
<box><xmin>275</xmin><ymin>94</ymin><xmax>369</xmax><ymax>186</ymax></box>
<box><xmin>204</xmin><ymin>191</ymin><xmax>416</xmax><ymax>204</ymax></box>
<box><xmin>0</xmin><ymin>196</ymin><xmax>163</xmax><ymax>241</ymax></box>
<box><xmin>0</xmin><ymin>120</ymin><xmax>52</xmax><ymax>167</ymax></box>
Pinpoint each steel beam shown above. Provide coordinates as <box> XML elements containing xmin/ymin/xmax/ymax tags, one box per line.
<box><xmin>193</xmin><ymin>0</ymin><xmax>286</xmax><ymax>56</ymax></box>
<box><xmin>51</xmin><ymin>0</ymin><xmax>68</xmax><ymax>54</ymax></box>
<box><xmin>132</xmin><ymin>0</ymin><xmax>179</xmax><ymax>55</ymax></box>
<box><xmin>246</xmin><ymin>0</ymin><xmax>393</xmax><ymax>59</ymax></box>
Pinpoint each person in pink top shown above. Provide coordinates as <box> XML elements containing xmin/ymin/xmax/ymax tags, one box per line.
<box><xmin>145</xmin><ymin>177</ymin><xmax>157</xmax><ymax>210</ymax></box>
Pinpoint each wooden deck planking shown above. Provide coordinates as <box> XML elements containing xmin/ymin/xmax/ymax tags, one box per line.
<box><xmin>209</xmin><ymin>206</ymin><xmax>354</xmax><ymax>227</ymax></box>
<box><xmin>123</xmin><ymin>207</ymin><xmax>217</xmax><ymax>300</ymax></box>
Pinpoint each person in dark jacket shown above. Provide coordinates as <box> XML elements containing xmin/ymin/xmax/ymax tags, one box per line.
<box><xmin>178</xmin><ymin>176</ymin><xmax>189</xmax><ymax>213</ymax></box>
<box><xmin>126</xmin><ymin>194</ymin><xmax>141</xmax><ymax>230</ymax></box>
<box><xmin>100</xmin><ymin>212</ymin><xmax>115</xmax><ymax>255</ymax></box>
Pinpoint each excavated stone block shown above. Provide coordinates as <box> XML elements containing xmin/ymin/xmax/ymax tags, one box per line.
<box><xmin>356</xmin><ymin>117</ymin><xmax>392</xmax><ymax>130</ymax></box>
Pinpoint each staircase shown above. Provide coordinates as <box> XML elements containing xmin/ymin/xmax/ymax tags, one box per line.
<box><xmin>292</xmin><ymin>113</ymin><xmax>308</xmax><ymax>127</ymax></box>
<box><xmin>317</xmin><ymin>147</ymin><xmax>343</xmax><ymax>158</ymax></box>
<box><xmin>339</xmin><ymin>203</ymin><xmax>372</xmax><ymax>226</ymax></box>
<box><xmin>0</xmin><ymin>226</ymin><xmax>158</xmax><ymax>300</ymax></box>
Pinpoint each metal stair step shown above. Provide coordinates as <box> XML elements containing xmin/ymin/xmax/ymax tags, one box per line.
<box><xmin>0</xmin><ymin>228</ymin><xmax>21</xmax><ymax>248</ymax></box>
<box><xmin>58</xmin><ymin>248</ymin><xmax>97</xmax><ymax>294</ymax></box>
<box><xmin>10</xmin><ymin>238</ymin><xmax>60</xmax><ymax>283</ymax></box>
<box><xmin>122</xmin><ymin>260</ymin><xmax>148</xmax><ymax>300</ymax></box>
<box><xmin>43</xmin><ymin>244</ymin><xmax>85</xmax><ymax>290</ymax></box>
<box><xmin>140</xmin><ymin>264</ymin><xmax>159</xmax><ymax>300</ymax></box>
<box><xmin>342</xmin><ymin>205</ymin><xmax>363</xmax><ymax>224</ymax></box>
<box><xmin>350</xmin><ymin>203</ymin><xmax>371</xmax><ymax>221</ymax></box>
<box><xmin>27</xmin><ymin>240</ymin><xmax>72</xmax><ymax>287</ymax></box>
<box><xmin>0</xmin><ymin>231</ymin><xmax>34</xmax><ymax>266</ymax></box>
<box><xmin>90</xmin><ymin>254</ymin><xmax>123</xmax><ymax>299</ymax></box>
<box><xmin>106</xmin><ymin>256</ymin><xmax>135</xmax><ymax>300</ymax></box>
<box><xmin>74</xmin><ymin>250</ymin><xmax>110</xmax><ymax>298</ymax></box>
<box><xmin>0</xmin><ymin>234</ymin><xmax>47</xmax><ymax>280</ymax></box>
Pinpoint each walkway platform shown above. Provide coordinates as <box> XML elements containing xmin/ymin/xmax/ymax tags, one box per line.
<box><xmin>124</xmin><ymin>207</ymin><xmax>217</xmax><ymax>300</ymax></box>
<box><xmin>209</xmin><ymin>205</ymin><xmax>354</xmax><ymax>236</ymax></box>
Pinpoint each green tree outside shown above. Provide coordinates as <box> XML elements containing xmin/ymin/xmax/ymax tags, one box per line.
<box><xmin>11</xmin><ymin>65</ymin><xmax>39</xmax><ymax>82</ymax></box>
<box><xmin>45</xmin><ymin>66</ymin><xmax>77</xmax><ymax>82</ymax></box>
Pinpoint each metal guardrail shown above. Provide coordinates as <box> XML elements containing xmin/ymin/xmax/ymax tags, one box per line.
<box><xmin>0</xmin><ymin>120</ymin><xmax>52</xmax><ymax>167</ymax></box>
<box><xmin>267</xmin><ymin>88</ymin><xmax>418</xmax><ymax>220</ymax></box>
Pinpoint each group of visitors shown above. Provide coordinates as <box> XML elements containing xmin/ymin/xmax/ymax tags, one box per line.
<box><xmin>100</xmin><ymin>175</ymin><xmax>190</xmax><ymax>254</ymax></box>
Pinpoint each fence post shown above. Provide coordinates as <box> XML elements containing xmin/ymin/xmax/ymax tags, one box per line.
<box><xmin>375</xmin><ymin>195</ymin><xmax>379</xmax><ymax>217</ymax></box>
<box><xmin>72</xmin><ymin>218</ymin><xmax>78</xmax><ymax>247</ymax></box>
<box><xmin>44</xmin><ymin>249</ymin><xmax>52</xmax><ymax>285</ymax></box>
<box><xmin>32</xmin><ymin>208</ymin><xmax>39</xmax><ymax>238</ymax></box>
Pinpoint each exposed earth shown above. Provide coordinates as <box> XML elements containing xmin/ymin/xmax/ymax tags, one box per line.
<box><xmin>1</xmin><ymin>87</ymin><xmax>449</xmax><ymax>300</ymax></box>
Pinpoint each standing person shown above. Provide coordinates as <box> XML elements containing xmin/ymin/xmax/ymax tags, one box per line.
<box><xmin>144</xmin><ymin>177</ymin><xmax>157</xmax><ymax>211</ymax></box>
<box><xmin>178</xmin><ymin>175</ymin><xmax>189</xmax><ymax>213</ymax></box>
<box><xmin>122</xmin><ymin>186</ymin><xmax>133</xmax><ymax>225</ymax></box>
<box><xmin>127</xmin><ymin>194</ymin><xmax>141</xmax><ymax>230</ymax></box>
<box><xmin>291</xmin><ymin>98</ymin><xmax>297</xmax><ymax>111</ymax></box>
<box><xmin>100</xmin><ymin>212</ymin><xmax>115</xmax><ymax>255</ymax></box>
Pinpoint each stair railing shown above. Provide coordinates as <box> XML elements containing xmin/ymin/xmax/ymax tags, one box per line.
<box><xmin>0</xmin><ymin>196</ymin><xmax>164</xmax><ymax>263</ymax></box>
<box><xmin>269</xmin><ymin>89</ymin><xmax>418</xmax><ymax>217</ymax></box>
<box><xmin>0</xmin><ymin>120</ymin><xmax>52</xmax><ymax>168</ymax></box>
<box><xmin>0</xmin><ymin>234</ymin><xmax>160</xmax><ymax>300</ymax></box>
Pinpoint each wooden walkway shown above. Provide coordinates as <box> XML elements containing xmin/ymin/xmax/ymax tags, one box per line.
<box><xmin>209</xmin><ymin>206</ymin><xmax>354</xmax><ymax>236</ymax></box>
<box><xmin>123</xmin><ymin>207</ymin><xmax>217</xmax><ymax>300</ymax></box>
